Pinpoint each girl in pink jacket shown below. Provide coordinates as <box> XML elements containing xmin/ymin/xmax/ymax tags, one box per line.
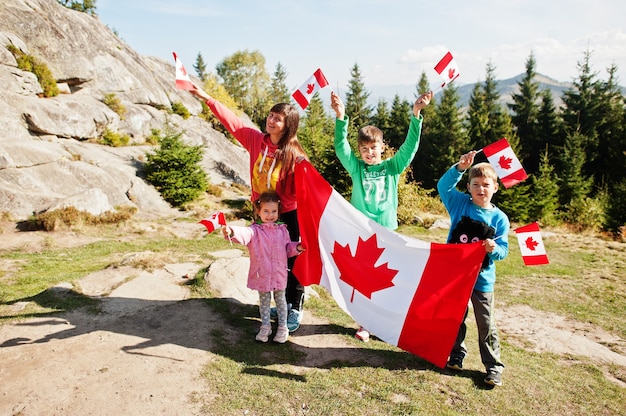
<box><xmin>222</xmin><ymin>192</ymin><xmax>304</xmax><ymax>343</ymax></box>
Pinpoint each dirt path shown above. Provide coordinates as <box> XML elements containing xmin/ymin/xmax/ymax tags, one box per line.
<box><xmin>0</xmin><ymin>224</ymin><xmax>624</xmax><ymax>415</ymax></box>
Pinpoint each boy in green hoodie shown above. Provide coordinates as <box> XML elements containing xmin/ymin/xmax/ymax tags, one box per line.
<box><xmin>330</xmin><ymin>89</ymin><xmax>433</xmax><ymax>341</ymax></box>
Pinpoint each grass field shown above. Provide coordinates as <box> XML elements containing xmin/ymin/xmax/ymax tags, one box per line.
<box><xmin>0</xmin><ymin>218</ymin><xmax>624</xmax><ymax>415</ymax></box>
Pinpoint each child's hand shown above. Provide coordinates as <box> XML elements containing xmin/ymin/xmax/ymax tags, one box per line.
<box><xmin>297</xmin><ymin>243</ymin><xmax>305</xmax><ymax>254</ymax></box>
<box><xmin>458</xmin><ymin>150</ymin><xmax>478</xmax><ymax>171</ymax></box>
<box><xmin>413</xmin><ymin>91</ymin><xmax>433</xmax><ymax>116</ymax></box>
<box><xmin>330</xmin><ymin>91</ymin><xmax>345</xmax><ymax>120</ymax></box>
<box><xmin>483</xmin><ymin>238</ymin><xmax>496</xmax><ymax>253</ymax></box>
<box><xmin>221</xmin><ymin>225</ymin><xmax>231</xmax><ymax>238</ymax></box>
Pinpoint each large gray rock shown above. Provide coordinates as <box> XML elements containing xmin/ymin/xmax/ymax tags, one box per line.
<box><xmin>0</xmin><ymin>0</ymin><xmax>250</xmax><ymax>220</ymax></box>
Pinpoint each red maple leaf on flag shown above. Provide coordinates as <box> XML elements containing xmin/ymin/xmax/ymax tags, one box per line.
<box><xmin>181</xmin><ymin>66</ymin><xmax>187</xmax><ymax>76</ymax></box>
<box><xmin>331</xmin><ymin>234</ymin><xmax>398</xmax><ymax>302</ymax></box>
<box><xmin>498</xmin><ymin>154</ymin><xmax>513</xmax><ymax>170</ymax></box>
<box><xmin>306</xmin><ymin>83</ymin><xmax>315</xmax><ymax>94</ymax></box>
<box><xmin>524</xmin><ymin>236</ymin><xmax>539</xmax><ymax>251</ymax></box>
<box><xmin>447</xmin><ymin>67</ymin><xmax>456</xmax><ymax>80</ymax></box>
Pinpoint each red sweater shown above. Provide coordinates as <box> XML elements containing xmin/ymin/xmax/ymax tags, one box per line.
<box><xmin>205</xmin><ymin>98</ymin><xmax>297</xmax><ymax>212</ymax></box>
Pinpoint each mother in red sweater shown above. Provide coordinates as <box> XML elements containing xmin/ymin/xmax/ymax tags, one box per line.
<box><xmin>190</xmin><ymin>84</ymin><xmax>308</xmax><ymax>332</ymax></box>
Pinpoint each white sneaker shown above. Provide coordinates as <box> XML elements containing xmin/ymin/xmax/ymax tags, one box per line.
<box><xmin>255</xmin><ymin>325</ymin><xmax>271</xmax><ymax>342</ymax></box>
<box><xmin>273</xmin><ymin>326</ymin><xmax>289</xmax><ymax>343</ymax></box>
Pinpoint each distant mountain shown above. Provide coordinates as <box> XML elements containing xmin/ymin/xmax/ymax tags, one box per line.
<box><xmin>367</xmin><ymin>73</ymin><xmax>579</xmax><ymax>110</ymax></box>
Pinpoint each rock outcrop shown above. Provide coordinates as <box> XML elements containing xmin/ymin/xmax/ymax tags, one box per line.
<box><xmin>0</xmin><ymin>0</ymin><xmax>250</xmax><ymax>220</ymax></box>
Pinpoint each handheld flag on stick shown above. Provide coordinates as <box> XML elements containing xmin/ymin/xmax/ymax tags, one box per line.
<box><xmin>199</xmin><ymin>212</ymin><xmax>227</xmax><ymax>234</ymax></box>
<box><xmin>292</xmin><ymin>68</ymin><xmax>330</xmax><ymax>110</ymax></box>
<box><xmin>514</xmin><ymin>222</ymin><xmax>549</xmax><ymax>266</ymax></box>
<box><xmin>434</xmin><ymin>51</ymin><xmax>460</xmax><ymax>88</ymax></box>
<box><xmin>481</xmin><ymin>138</ymin><xmax>528</xmax><ymax>188</ymax></box>
<box><xmin>172</xmin><ymin>52</ymin><xmax>194</xmax><ymax>90</ymax></box>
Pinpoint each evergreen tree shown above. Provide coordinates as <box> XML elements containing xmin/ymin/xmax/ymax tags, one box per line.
<box><xmin>560</xmin><ymin>49</ymin><xmax>602</xmax><ymax>183</ymax></box>
<box><xmin>193</xmin><ymin>52</ymin><xmax>208</xmax><ymax>82</ymax></box>
<box><xmin>371</xmin><ymin>98</ymin><xmax>392</xmax><ymax>135</ymax></box>
<box><xmin>387</xmin><ymin>95</ymin><xmax>411</xmax><ymax>150</ymax></box>
<box><xmin>413</xmin><ymin>82</ymin><xmax>468</xmax><ymax>190</ymax></box>
<box><xmin>594</xmin><ymin>63</ymin><xmax>626</xmax><ymax>186</ymax></box>
<box><xmin>298</xmin><ymin>95</ymin><xmax>350</xmax><ymax>196</ymax></box>
<box><xmin>268</xmin><ymin>62</ymin><xmax>291</xmax><ymax>105</ymax></box>
<box><xmin>58</xmin><ymin>0</ymin><xmax>97</xmax><ymax>15</ymax></box>
<box><xmin>344</xmin><ymin>63</ymin><xmax>372</xmax><ymax>141</ymax></box>
<box><xmin>216</xmin><ymin>49</ymin><xmax>270</xmax><ymax>128</ymax></box>
<box><xmin>536</xmin><ymin>89</ymin><xmax>563</xmax><ymax>152</ymax></box>
<box><xmin>145</xmin><ymin>126</ymin><xmax>208</xmax><ymax>207</ymax></box>
<box><xmin>528</xmin><ymin>148</ymin><xmax>560</xmax><ymax>225</ymax></box>
<box><xmin>557</xmin><ymin>131</ymin><xmax>593</xmax><ymax>207</ymax></box>
<box><xmin>509</xmin><ymin>52</ymin><xmax>541</xmax><ymax>174</ymax></box>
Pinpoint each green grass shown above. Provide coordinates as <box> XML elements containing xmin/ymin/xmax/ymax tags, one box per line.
<box><xmin>1</xmin><ymin>220</ymin><xmax>624</xmax><ymax>415</ymax></box>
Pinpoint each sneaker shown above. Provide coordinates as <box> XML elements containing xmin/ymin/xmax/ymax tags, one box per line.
<box><xmin>270</xmin><ymin>303</ymin><xmax>291</xmax><ymax>319</ymax></box>
<box><xmin>287</xmin><ymin>309</ymin><xmax>302</xmax><ymax>332</ymax></box>
<box><xmin>355</xmin><ymin>326</ymin><xmax>370</xmax><ymax>342</ymax></box>
<box><xmin>484</xmin><ymin>369</ymin><xmax>502</xmax><ymax>386</ymax></box>
<box><xmin>255</xmin><ymin>325</ymin><xmax>271</xmax><ymax>343</ymax></box>
<box><xmin>446</xmin><ymin>357</ymin><xmax>463</xmax><ymax>371</ymax></box>
<box><xmin>273</xmin><ymin>326</ymin><xmax>289</xmax><ymax>343</ymax></box>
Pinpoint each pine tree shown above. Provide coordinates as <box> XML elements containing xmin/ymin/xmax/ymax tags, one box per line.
<box><xmin>268</xmin><ymin>62</ymin><xmax>291</xmax><ymax>105</ymax></box>
<box><xmin>594</xmin><ymin>64</ymin><xmax>626</xmax><ymax>186</ymax></box>
<box><xmin>371</xmin><ymin>98</ymin><xmax>392</xmax><ymax>135</ymax></box>
<box><xmin>298</xmin><ymin>94</ymin><xmax>350</xmax><ymax>196</ymax></box>
<box><xmin>557</xmin><ymin>131</ymin><xmax>593</xmax><ymax>206</ymax></box>
<box><xmin>193</xmin><ymin>52</ymin><xmax>208</xmax><ymax>82</ymax></box>
<box><xmin>387</xmin><ymin>95</ymin><xmax>411</xmax><ymax>150</ymax></box>
<box><xmin>344</xmin><ymin>63</ymin><xmax>372</xmax><ymax>142</ymax></box>
<box><xmin>145</xmin><ymin>126</ymin><xmax>208</xmax><ymax>207</ymax></box>
<box><xmin>560</xmin><ymin>49</ymin><xmax>603</xmax><ymax>183</ymax></box>
<box><xmin>528</xmin><ymin>148</ymin><xmax>561</xmax><ymax>225</ymax></box>
<box><xmin>412</xmin><ymin>82</ymin><xmax>468</xmax><ymax>190</ymax></box>
<box><xmin>509</xmin><ymin>52</ymin><xmax>541</xmax><ymax>174</ymax></box>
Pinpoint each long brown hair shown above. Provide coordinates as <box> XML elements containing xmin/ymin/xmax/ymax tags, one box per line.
<box><xmin>270</xmin><ymin>103</ymin><xmax>308</xmax><ymax>178</ymax></box>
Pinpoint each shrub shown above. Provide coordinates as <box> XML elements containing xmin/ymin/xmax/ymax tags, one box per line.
<box><xmin>100</xmin><ymin>128</ymin><xmax>130</xmax><ymax>147</ymax></box>
<box><xmin>33</xmin><ymin>205</ymin><xmax>136</xmax><ymax>231</ymax></box>
<box><xmin>102</xmin><ymin>93</ymin><xmax>126</xmax><ymax>119</ymax></box>
<box><xmin>144</xmin><ymin>125</ymin><xmax>208</xmax><ymax>207</ymax></box>
<box><xmin>397</xmin><ymin>174</ymin><xmax>445</xmax><ymax>226</ymax></box>
<box><xmin>171</xmin><ymin>101</ymin><xmax>190</xmax><ymax>119</ymax></box>
<box><xmin>7</xmin><ymin>44</ymin><xmax>59</xmax><ymax>97</ymax></box>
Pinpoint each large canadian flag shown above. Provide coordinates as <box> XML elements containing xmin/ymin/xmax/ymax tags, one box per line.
<box><xmin>293</xmin><ymin>161</ymin><xmax>486</xmax><ymax>368</ymax></box>
<box><xmin>482</xmin><ymin>138</ymin><xmax>528</xmax><ymax>188</ymax></box>
<box><xmin>292</xmin><ymin>68</ymin><xmax>329</xmax><ymax>110</ymax></box>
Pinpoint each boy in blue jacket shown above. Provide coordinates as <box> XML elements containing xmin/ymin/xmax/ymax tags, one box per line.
<box><xmin>437</xmin><ymin>150</ymin><xmax>510</xmax><ymax>387</ymax></box>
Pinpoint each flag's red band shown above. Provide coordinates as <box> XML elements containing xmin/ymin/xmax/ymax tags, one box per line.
<box><xmin>522</xmin><ymin>254</ymin><xmax>549</xmax><ymax>266</ymax></box>
<box><xmin>515</xmin><ymin>222</ymin><xmax>540</xmax><ymax>233</ymax></box>
<box><xmin>500</xmin><ymin>168</ymin><xmax>528</xmax><ymax>188</ymax></box>
<box><xmin>292</xmin><ymin>90</ymin><xmax>309</xmax><ymax>110</ymax></box>
<box><xmin>483</xmin><ymin>137</ymin><xmax>510</xmax><ymax>157</ymax></box>
<box><xmin>434</xmin><ymin>52</ymin><xmax>453</xmax><ymax>74</ymax></box>
<box><xmin>313</xmin><ymin>68</ymin><xmax>329</xmax><ymax>88</ymax></box>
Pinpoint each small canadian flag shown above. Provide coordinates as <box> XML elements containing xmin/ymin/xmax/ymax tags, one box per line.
<box><xmin>292</xmin><ymin>68</ymin><xmax>330</xmax><ymax>110</ymax></box>
<box><xmin>482</xmin><ymin>138</ymin><xmax>528</xmax><ymax>188</ymax></box>
<box><xmin>173</xmin><ymin>52</ymin><xmax>194</xmax><ymax>90</ymax></box>
<box><xmin>434</xmin><ymin>51</ymin><xmax>460</xmax><ymax>88</ymax></box>
<box><xmin>514</xmin><ymin>222</ymin><xmax>549</xmax><ymax>266</ymax></box>
<box><xmin>199</xmin><ymin>212</ymin><xmax>227</xmax><ymax>234</ymax></box>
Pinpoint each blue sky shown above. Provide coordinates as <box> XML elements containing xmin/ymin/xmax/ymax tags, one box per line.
<box><xmin>97</xmin><ymin>0</ymin><xmax>626</xmax><ymax>96</ymax></box>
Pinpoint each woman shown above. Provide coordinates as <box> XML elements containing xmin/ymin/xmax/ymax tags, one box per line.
<box><xmin>190</xmin><ymin>84</ymin><xmax>307</xmax><ymax>332</ymax></box>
